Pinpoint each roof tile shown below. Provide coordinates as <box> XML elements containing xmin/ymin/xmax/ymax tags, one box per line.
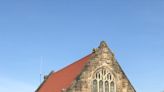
<box><xmin>37</xmin><ymin>53</ymin><xmax>94</xmax><ymax>92</ymax></box>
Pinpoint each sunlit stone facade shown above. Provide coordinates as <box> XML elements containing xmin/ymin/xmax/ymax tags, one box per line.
<box><xmin>64</xmin><ymin>41</ymin><xmax>136</xmax><ymax>92</ymax></box>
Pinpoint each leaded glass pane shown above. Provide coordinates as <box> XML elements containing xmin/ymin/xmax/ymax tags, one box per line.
<box><xmin>93</xmin><ymin>80</ymin><xmax>97</xmax><ymax>92</ymax></box>
<box><xmin>110</xmin><ymin>81</ymin><xmax>114</xmax><ymax>92</ymax></box>
<box><xmin>105</xmin><ymin>81</ymin><xmax>109</xmax><ymax>92</ymax></box>
<box><xmin>99</xmin><ymin>80</ymin><xmax>103</xmax><ymax>92</ymax></box>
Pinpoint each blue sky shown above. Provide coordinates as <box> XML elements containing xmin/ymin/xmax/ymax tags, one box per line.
<box><xmin>0</xmin><ymin>0</ymin><xmax>164</xmax><ymax>92</ymax></box>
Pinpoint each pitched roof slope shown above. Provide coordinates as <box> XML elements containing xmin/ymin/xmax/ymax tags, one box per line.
<box><xmin>36</xmin><ymin>53</ymin><xmax>94</xmax><ymax>92</ymax></box>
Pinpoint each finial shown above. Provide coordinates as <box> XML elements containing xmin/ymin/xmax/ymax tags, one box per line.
<box><xmin>98</xmin><ymin>41</ymin><xmax>113</xmax><ymax>54</ymax></box>
<box><xmin>94</xmin><ymin>41</ymin><xmax>114</xmax><ymax>60</ymax></box>
<box><xmin>99</xmin><ymin>41</ymin><xmax>108</xmax><ymax>48</ymax></box>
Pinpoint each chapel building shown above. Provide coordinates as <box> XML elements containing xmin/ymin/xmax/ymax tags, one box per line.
<box><xmin>36</xmin><ymin>41</ymin><xmax>136</xmax><ymax>92</ymax></box>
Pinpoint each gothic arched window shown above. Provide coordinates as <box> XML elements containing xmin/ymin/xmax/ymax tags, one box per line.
<box><xmin>92</xmin><ymin>68</ymin><xmax>115</xmax><ymax>92</ymax></box>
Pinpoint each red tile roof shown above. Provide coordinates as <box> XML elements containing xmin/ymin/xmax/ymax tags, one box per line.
<box><xmin>36</xmin><ymin>53</ymin><xmax>94</xmax><ymax>92</ymax></box>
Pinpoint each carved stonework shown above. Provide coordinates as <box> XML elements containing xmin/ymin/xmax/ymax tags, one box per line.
<box><xmin>65</xmin><ymin>41</ymin><xmax>136</xmax><ymax>92</ymax></box>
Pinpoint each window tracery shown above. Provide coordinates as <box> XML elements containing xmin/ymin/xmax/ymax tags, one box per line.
<box><xmin>92</xmin><ymin>68</ymin><xmax>115</xmax><ymax>92</ymax></box>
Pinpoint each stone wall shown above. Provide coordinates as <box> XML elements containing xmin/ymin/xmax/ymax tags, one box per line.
<box><xmin>64</xmin><ymin>41</ymin><xmax>136</xmax><ymax>92</ymax></box>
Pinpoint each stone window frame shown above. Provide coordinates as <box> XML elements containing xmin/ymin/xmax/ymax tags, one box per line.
<box><xmin>92</xmin><ymin>67</ymin><xmax>116</xmax><ymax>92</ymax></box>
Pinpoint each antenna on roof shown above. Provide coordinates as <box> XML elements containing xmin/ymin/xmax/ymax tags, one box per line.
<box><xmin>40</xmin><ymin>56</ymin><xmax>43</xmax><ymax>83</ymax></box>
